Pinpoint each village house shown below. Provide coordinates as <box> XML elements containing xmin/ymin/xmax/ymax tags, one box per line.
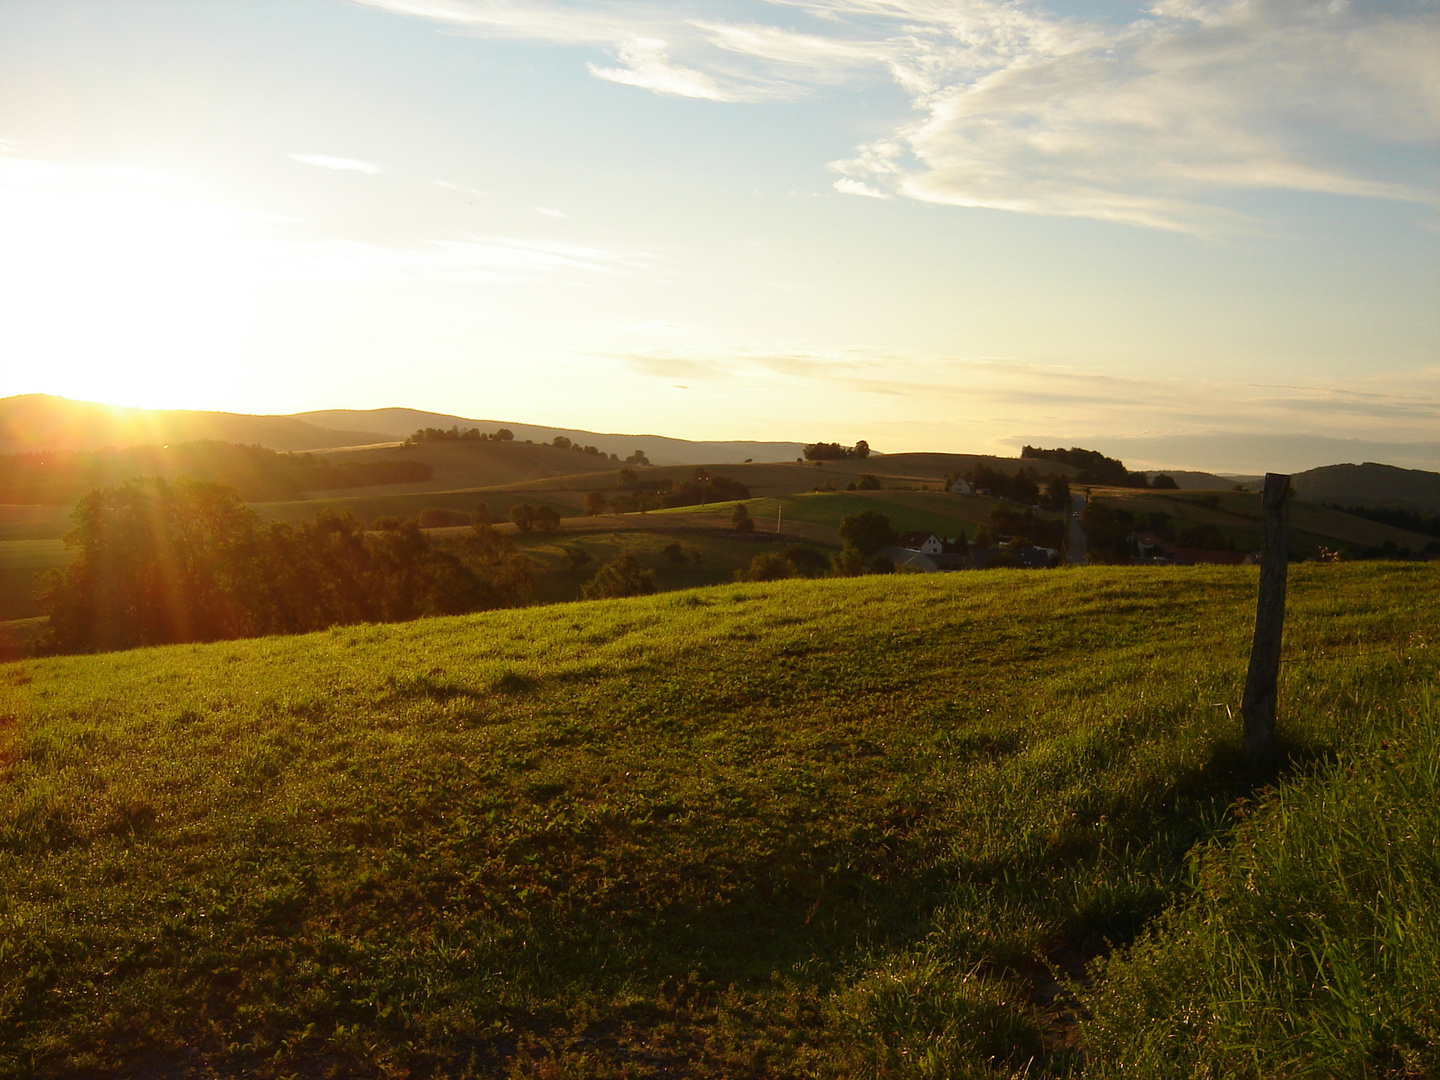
<box><xmin>895</xmin><ymin>531</ymin><xmax>945</xmax><ymax>555</ymax></box>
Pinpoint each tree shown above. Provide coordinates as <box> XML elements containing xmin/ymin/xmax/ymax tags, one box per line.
<box><xmin>856</xmin><ymin>474</ymin><xmax>881</xmax><ymax>490</ymax></box>
<box><xmin>492</xmin><ymin>428</ymin><xmax>514</xmax><ymax>442</ymax></box>
<box><xmin>532</xmin><ymin>505</ymin><xmax>561</xmax><ymax>532</ymax></box>
<box><xmin>735</xmin><ymin>552</ymin><xmax>794</xmax><ymax>582</ymax></box>
<box><xmin>663</xmin><ymin>542</ymin><xmax>687</xmax><ymax>564</ymax></box>
<box><xmin>1043</xmin><ymin>473</ymin><xmax>1072</xmax><ymax>511</ymax></box>
<box><xmin>584</xmin><ymin>491</ymin><xmax>608</xmax><ymax>516</ymax></box>
<box><xmin>551</xmin><ymin>436</ymin><xmax>572</xmax><ymax>450</ymax></box>
<box><xmin>625</xmin><ymin>450</ymin><xmax>651</xmax><ymax>467</ymax></box>
<box><xmin>38</xmin><ymin>479</ymin><xmax>535</xmax><ymax>654</ymax></box>
<box><xmin>782</xmin><ymin>545</ymin><xmax>829</xmax><ymax>576</ymax></box>
<box><xmin>580</xmin><ymin>551</ymin><xmax>656</xmax><ymax>599</ymax></box>
<box><xmin>39</xmin><ymin>478</ymin><xmax>264</xmax><ymax>652</ymax></box>
<box><xmin>617</xmin><ymin>469</ymin><xmax>637</xmax><ymax>486</ymax></box>
<box><xmin>803</xmin><ymin>441</ymin><xmax>871</xmax><ymax>461</ymax></box>
<box><xmin>510</xmin><ymin>505</ymin><xmax>535</xmax><ymax>532</ymax></box>
<box><xmin>731</xmin><ymin>503</ymin><xmax>755</xmax><ymax>532</ymax></box>
<box><xmin>1151</xmin><ymin>473</ymin><xmax>1179</xmax><ymax>490</ymax></box>
<box><xmin>1176</xmin><ymin>522</ymin><xmax>1233</xmax><ymax>551</ymax></box>
<box><xmin>828</xmin><ymin>546</ymin><xmax>868</xmax><ymax>576</ymax></box>
<box><xmin>837</xmin><ymin>509</ymin><xmax>895</xmax><ymax>556</ymax></box>
<box><xmin>564</xmin><ymin>546</ymin><xmax>590</xmax><ymax>569</ymax></box>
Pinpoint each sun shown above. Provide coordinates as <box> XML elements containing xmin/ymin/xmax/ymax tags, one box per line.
<box><xmin>0</xmin><ymin>167</ymin><xmax>255</xmax><ymax>411</ymax></box>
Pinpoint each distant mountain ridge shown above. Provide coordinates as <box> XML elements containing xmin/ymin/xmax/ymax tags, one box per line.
<box><xmin>1243</xmin><ymin>462</ymin><xmax>1440</xmax><ymax>514</ymax></box>
<box><xmin>293</xmin><ymin>408</ymin><xmax>808</xmax><ymax>466</ymax></box>
<box><xmin>0</xmin><ymin>396</ymin><xmax>809</xmax><ymax>467</ymax></box>
<box><xmin>0</xmin><ymin>395</ymin><xmax>392</xmax><ymax>455</ymax></box>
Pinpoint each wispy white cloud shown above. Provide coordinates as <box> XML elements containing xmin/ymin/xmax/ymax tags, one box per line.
<box><xmin>434</xmin><ymin>177</ymin><xmax>488</xmax><ymax>197</ymax></box>
<box><xmin>533</xmin><ymin>205</ymin><xmax>567</xmax><ymax>217</ymax></box>
<box><xmin>588</xmin><ymin>38</ymin><xmax>732</xmax><ymax>101</ymax></box>
<box><xmin>833</xmin><ymin>177</ymin><xmax>887</xmax><ymax>199</ymax></box>
<box><xmin>358</xmin><ymin>0</ymin><xmax>1440</xmax><ymax>231</ymax></box>
<box><xmin>599</xmin><ymin>340</ymin><xmax>1440</xmax><ymax>455</ymax></box>
<box><xmin>288</xmin><ymin>154</ymin><xmax>382</xmax><ymax>173</ymax></box>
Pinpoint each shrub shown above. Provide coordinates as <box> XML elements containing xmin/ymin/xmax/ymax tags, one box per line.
<box><xmin>782</xmin><ymin>545</ymin><xmax>829</xmax><ymax>577</ymax></box>
<box><xmin>735</xmin><ymin>552</ymin><xmax>794</xmax><ymax>582</ymax></box>
<box><xmin>580</xmin><ymin>552</ymin><xmax>657</xmax><ymax>600</ymax></box>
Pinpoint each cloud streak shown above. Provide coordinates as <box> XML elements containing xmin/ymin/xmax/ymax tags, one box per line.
<box><xmin>359</xmin><ymin>0</ymin><xmax>1439</xmax><ymax>231</ymax></box>
<box><xmin>288</xmin><ymin>154</ymin><xmax>382</xmax><ymax>173</ymax></box>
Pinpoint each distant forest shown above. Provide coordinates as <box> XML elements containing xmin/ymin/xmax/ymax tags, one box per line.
<box><xmin>0</xmin><ymin>441</ymin><xmax>431</xmax><ymax>504</ymax></box>
<box><xmin>37</xmin><ymin>478</ymin><xmax>531</xmax><ymax>654</ymax></box>
<box><xmin>1021</xmin><ymin>445</ymin><xmax>1152</xmax><ymax>487</ymax></box>
<box><xmin>1331</xmin><ymin>504</ymin><xmax>1440</xmax><ymax>540</ymax></box>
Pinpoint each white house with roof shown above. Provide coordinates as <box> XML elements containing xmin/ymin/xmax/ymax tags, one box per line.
<box><xmin>896</xmin><ymin>531</ymin><xmax>944</xmax><ymax>555</ymax></box>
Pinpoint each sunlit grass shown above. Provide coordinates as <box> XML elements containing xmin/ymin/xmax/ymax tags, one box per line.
<box><xmin>1</xmin><ymin>562</ymin><xmax>1435</xmax><ymax>1077</ymax></box>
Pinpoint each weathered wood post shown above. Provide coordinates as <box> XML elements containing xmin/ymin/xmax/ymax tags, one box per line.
<box><xmin>1241</xmin><ymin>473</ymin><xmax>1291</xmax><ymax>765</ymax></box>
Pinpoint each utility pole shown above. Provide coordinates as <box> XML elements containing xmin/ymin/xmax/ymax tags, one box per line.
<box><xmin>1241</xmin><ymin>473</ymin><xmax>1291</xmax><ymax>766</ymax></box>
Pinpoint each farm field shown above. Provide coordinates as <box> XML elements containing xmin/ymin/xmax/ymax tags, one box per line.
<box><xmin>493</xmin><ymin>525</ymin><xmax>804</xmax><ymax>604</ymax></box>
<box><xmin>2</xmin><ymin>562</ymin><xmax>1435</xmax><ymax>1078</ymax></box>
<box><xmin>655</xmin><ymin>489</ymin><xmax>1022</xmax><ymax>540</ymax></box>
<box><xmin>1090</xmin><ymin>487</ymin><xmax>1437</xmax><ymax>556</ymax></box>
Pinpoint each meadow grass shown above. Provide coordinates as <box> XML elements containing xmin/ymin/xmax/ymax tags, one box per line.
<box><xmin>0</xmin><ymin>563</ymin><xmax>1435</xmax><ymax>1077</ymax></box>
<box><xmin>1090</xmin><ymin>488</ymin><xmax>1435</xmax><ymax>557</ymax></box>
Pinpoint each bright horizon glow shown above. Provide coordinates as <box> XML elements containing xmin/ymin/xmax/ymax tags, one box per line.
<box><xmin>0</xmin><ymin>0</ymin><xmax>1436</xmax><ymax>473</ymax></box>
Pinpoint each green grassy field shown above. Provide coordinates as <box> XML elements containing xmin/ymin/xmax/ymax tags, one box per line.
<box><xmin>1089</xmin><ymin>487</ymin><xmax>1436</xmax><ymax>556</ymax></box>
<box><xmin>655</xmin><ymin>490</ymin><xmax>1022</xmax><ymax>541</ymax></box>
<box><xmin>2</xmin><ymin>563</ymin><xmax>1435</xmax><ymax>1078</ymax></box>
<box><xmin>505</xmin><ymin>527</ymin><xmax>800</xmax><ymax>603</ymax></box>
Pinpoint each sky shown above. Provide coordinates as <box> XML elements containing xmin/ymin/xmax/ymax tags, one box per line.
<box><xmin>0</xmin><ymin>0</ymin><xmax>1436</xmax><ymax>472</ymax></box>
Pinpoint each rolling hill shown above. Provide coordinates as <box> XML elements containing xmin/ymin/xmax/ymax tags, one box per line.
<box><xmin>0</xmin><ymin>395</ymin><xmax>391</xmax><ymax>454</ymax></box>
<box><xmin>2</xmin><ymin>563</ymin><xmax>1435</xmax><ymax>1077</ymax></box>
<box><xmin>296</xmin><ymin>407</ymin><xmax>809</xmax><ymax>465</ymax></box>
<box><xmin>1265</xmin><ymin>461</ymin><xmax>1440</xmax><ymax>513</ymax></box>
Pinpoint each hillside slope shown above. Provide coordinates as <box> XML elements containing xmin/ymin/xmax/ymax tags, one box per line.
<box><xmin>0</xmin><ymin>395</ymin><xmax>392</xmax><ymax>454</ymax></box>
<box><xmin>296</xmin><ymin>407</ymin><xmax>808</xmax><ymax>465</ymax></box>
<box><xmin>2</xmin><ymin>563</ymin><xmax>1435</xmax><ymax>1078</ymax></box>
<box><xmin>1242</xmin><ymin>461</ymin><xmax>1440</xmax><ymax>513</ymax></box>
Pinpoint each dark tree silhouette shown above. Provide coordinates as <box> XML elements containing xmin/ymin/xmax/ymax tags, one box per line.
<box><xmin>580</xmin><ymin>551</ymin><xmax>656</xmax><ymax>599</ymax></box>
<box><xmin>837</xmin><ymin>509</ymin><xmax>895</xmax><ymax>556</ymax></box>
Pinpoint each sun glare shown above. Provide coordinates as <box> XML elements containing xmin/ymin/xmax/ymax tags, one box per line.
<box><xmin>0</xmin><ymin>167</ymin><xmax>254</xmax><ymax>411</ymax></box>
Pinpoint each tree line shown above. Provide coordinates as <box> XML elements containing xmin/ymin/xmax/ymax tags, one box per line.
<box><xmin>405</xmin><ymin>425</ymin><xmax>514</xmax><ymax>444</ymax></box>
<box><xmin>803</xmin><ymin>440</ymin><xmax>870</xmax><ymax>461</ymax></box>
<box><xmin>1020</xmin><ymin>445</ymin><xmax>1152</xmax><ymax>487</ymax></box>
<box><xmin>37</xmin><ymin>478</ymin><xmax>532</xmax><ymax>654</ymax></box>
<box><xmin>589</xmin><ymin>471</ymin><xmax>751</xmax><ymax>514</ymax></box>
<box><xmin>403</xmin><ymin>426</ymin><xmax>653</xmax><ymax>468</ymax></box>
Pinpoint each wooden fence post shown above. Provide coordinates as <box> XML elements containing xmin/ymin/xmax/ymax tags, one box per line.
<box><xmin>1241</xmin><ymin>473</ymin><xmax>1291</xmax><ymax>765</ymax></box>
